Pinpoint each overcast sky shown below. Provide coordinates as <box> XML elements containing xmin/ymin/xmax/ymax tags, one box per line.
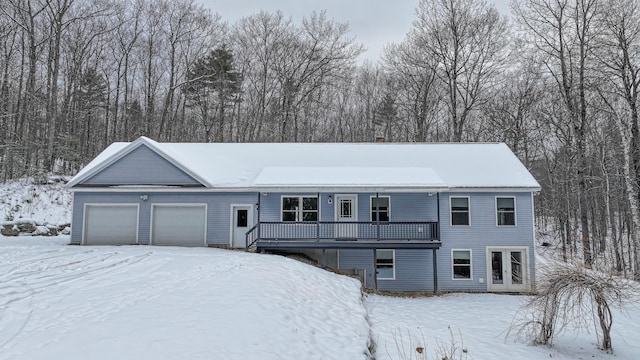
<box><xmin>198</xmin><ymin>0</ymin><xmax>511</xmax><ymax>62</ymax></box>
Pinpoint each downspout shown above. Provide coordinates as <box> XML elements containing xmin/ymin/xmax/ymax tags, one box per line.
<box><xmin>433</xmin><ymin>249</ymin><xmax>438</xmax><ymax>294</ymax></box>
<box><xmin>436</xmin><ymin>193</ymin><xmax>441</xmax><ymax>240</ymax></box>
<box><xmin>434</xmin><ymin>192</ymin><xmax>441</xmax><ymax>294</ymax></box>
<box><xmin>257</xmin><ymin>193</ymin><xmax>261</xmax><ymax>241</ymax></box>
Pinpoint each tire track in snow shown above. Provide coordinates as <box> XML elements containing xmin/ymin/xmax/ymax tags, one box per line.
<box><xmin>0</xmin><ymin>248</ymin><xmax>158</xmax><ymax>353</ymax></box>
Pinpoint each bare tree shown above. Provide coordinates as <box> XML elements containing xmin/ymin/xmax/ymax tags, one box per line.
<box><xmin>271</xmin><ymin>11</ymin><xmax>363</xmax><ymax>142</ymax></box>
<box><xmin>383</xmin><ymin>40</ymin><xmax>440</xmax><ymax>142</ymax></box>
<box><xmin>596</xmin><ymin>0</ymin><xmax>640</xmax><ymax>277</ymax></box>
<box><xmin>514</xmin><ymin>0</ymin><xmax>601</xmax><ymax>267</ymax></box>
<box><xmin>412</xmin><ymin>0</ymin><xmax>509</xmax><ymax>142</ymax></box>
<box><xmin>510</xmin><ymin>263</ymin><xmax>638</xmax><ymax>351</ymax></box>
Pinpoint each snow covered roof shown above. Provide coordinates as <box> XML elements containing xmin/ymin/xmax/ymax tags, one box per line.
<box><xmin>68</xmin><ymin>137</ymin><xmax>541</xmax><ymax>191</ymax></box>
<box><xmin>252</xmin><ymin>167</ymin><xmax>446</xmax><ymax>190</ymax></box>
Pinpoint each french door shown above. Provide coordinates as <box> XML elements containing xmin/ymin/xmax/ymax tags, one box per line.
<box><xmin>486</xmin><ymin>247</ymin><xmax>529</xmax><ymax>292</ymax></box>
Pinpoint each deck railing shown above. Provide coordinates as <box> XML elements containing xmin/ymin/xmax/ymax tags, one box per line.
<box><xmin>246</xmin><ymin>221</ymin><xmax>438</xmax><ymax>250</ymax></box>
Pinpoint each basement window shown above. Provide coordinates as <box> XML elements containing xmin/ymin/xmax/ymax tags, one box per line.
<box><xmin>376</xmin><ymin>250</ymin><xmax>395</xmax><ymax>280</ymax></box>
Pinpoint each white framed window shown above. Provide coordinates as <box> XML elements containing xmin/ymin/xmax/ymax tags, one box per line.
<box><xmin>281</xmin><ymin>196</ymin><xmax>318</xmax><ymax>222</ymax></box>
<box><xmin>370</xmin><ymin>196</ymin><xmax>390</xmax><ymax>222</ymax></box>
<box><xmin>376</xmin><ymin>249</ymin><xmax>395</xmax><ymax>280</ymax></box>
<box><xmin>452</xmin><ymin>249</ymin><xmax>472</xmax><ymax>280</ymax></box>
<box><xmin>496</xmin><ymin>197</ymin><xmax>516</xmax><ymax>226</ymax></box>
<box><xmin>450</xmin><ymin>196</ymin><xmax>469</xmax><ymax>226</ymax></box>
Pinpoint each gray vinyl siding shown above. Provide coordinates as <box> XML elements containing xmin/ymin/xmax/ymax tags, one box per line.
<box><xmin>338</xmin><ymin>249</ymin><xmax>376</xmax><ymax>288</ymax></box>
<box><xmin>436</xmin><ymin>192</ymin><xmax>535</xmax><ymax>292</ymax></box>
<box><xmin>258</xmin><ymin>192</ymin><xmax>437</xmax><ymax>222</ymax></box>
<box><xmin>82</xmin><ymin>146</ymin><xmax>202</xmax><ymax>186</ymax></box>
<box><xmin>336</xmin><ymin>191</ymin><xmax>535</xmax><ymax>292</ymax></box>
<box><xmin>258</xmin><ymin>193</ymin><xmax>333</xmax><ymax>222</ymax></box>
<box><xmin>338</xmin><ymin>249</ymin><xmax>435</xmax><ymax>292</ymax></box>
<box><xmin>72</xmin><ymin>192</ymin><xmax>257</xmax><ymax>246</ymax></box>
<box><xmin>72</xmin><ymin>189</ymin><xmax>536</xmax><ymax>292</ymax></box>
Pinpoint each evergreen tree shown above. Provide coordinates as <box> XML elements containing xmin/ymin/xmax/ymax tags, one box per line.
<box><xmin>185</xmin><ymin>47</ymin><xmax>242</xmax><ymax>142</ymax></box>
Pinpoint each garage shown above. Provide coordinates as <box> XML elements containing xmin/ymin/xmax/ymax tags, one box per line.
<box><xmin>84</xmin><ymin>204</ymin><xmax>138</xmax><ymax>245</ymax></box>
<box><xmin>151</xmin><ymin>204</ymin><xmax>207</xmax><ymax>246</ymax></box>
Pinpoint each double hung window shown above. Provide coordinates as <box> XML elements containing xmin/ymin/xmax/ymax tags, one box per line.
<box><xmin>497</xmin><ymin>197</ymin><xmax>516</xmax><ymax>226</ymax></box>
<box><xmin>376</xmin><ymin>250</ymin><xmax>395</xmax><ymax>280</ymax></box>
<box><xmin>450</xmin><ymin>197</ymin><xmax>469</xmax><ymax>225</ymax></box>
<box><xmin>282</xmin><ymin>196</ymin><xmax>318</xmax><ymax>222</ymax></box>
<box><xmin>371</xmin><ymin>196</ymin><xmax>390</xmax><ymax>222</ymax></box>
<box><xmin>452</xmin><ymin>250</ymin><xmax>472</xmax><ymax>279</ymax></box>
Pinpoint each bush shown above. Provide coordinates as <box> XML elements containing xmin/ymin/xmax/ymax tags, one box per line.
<box><xmin>509</xmin><ymin>263</ymin><xmax>638</xmax><ymax>352</ymax></box>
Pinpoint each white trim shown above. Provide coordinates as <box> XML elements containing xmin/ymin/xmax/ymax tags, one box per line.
<box><xmin>149</xmin><ymin>203</ymin><xmax>207</xmax><ymax>246</ymax></box>
<box><xmin>451</xmin><ymin>249</ymin><xmax>473</xmax><ymax>281</ymax></box>
<box><xmin>446</xmin><ymin>187</ymin><xmax>540</xmax><ymax>193</ymax></box>
<box><xmin>70</xmin><ymin>186</ymin><xmax>540</xmax><ymax>193</ymax></box>
<box><xmin>369</xmin><ymin>195</ymin><xmax>391</xmax><ymax>222</ymax></box>
<box><xmin>375</xmin><ymin>249</ymin><xmax>396</xmax><ymax>280</ymax></box>
<box><xmin>334</xmin><ymin>194</ymin><xmax>358</xmax><ymax>221</ymax></box>
<box><xmin>449</xmin><ymin>196</ymin><xmax>470</xmax><ymax>226</ymax></box>
<box><xmin>280</xmin><ymin>195</ymin><xmax>320</xmax><ymax>222</ymax></box>
<box><xmin>229</xmin><ymin>204</ymin><xmax>254</xmax><ymax>248</ymax></box>
<box><xmin>485</xmin><ymin>246</ymin><xmax>530</xmax><ymax>292</ymax></box>
<box><xmin>82</xmin><ymin>203</ymin><xmax>139</xmax><ymax>245</ymax></box>
<box><xmin>335</xmin><ymin>194</ymin><xmax>359</xmax><ymax>238</ymax></box>
<box><xmin>495</xmin><ymin>196</ymin><xmax>517</xmax><ymax>227</ymax></box>
<box><xmin>71</xmin><ymin>187</ymin><xmax>260</xmax><ymax>193</ymax></box>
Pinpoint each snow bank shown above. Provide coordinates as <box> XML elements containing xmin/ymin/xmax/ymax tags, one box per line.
<box><xmin>0</xmin><ymin>176</ymin><xmax>72</xmax><ymax>225</ymax></box>
<box><xmin>0</xmin><ymin>237</ymin><xmax>370</xmax><ymax>360</ymax></box>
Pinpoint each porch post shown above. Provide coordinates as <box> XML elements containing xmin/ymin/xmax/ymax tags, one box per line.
<box><xmin>373</xmin><ymin>248</ymin><xmax>378</xmax><ymax>290</ymax></box>
<box><xmin>436</xmin><ymin>193</ymin><xmax>440</xmax><ymax>240</ymax></box>
<box><xmin>322</xmin><ymin>248</ymin><xmax>327</xmax><ymax>269</ymax></box>
<box><xmin>317</xmin><ymin>192</ymin><xmax>320</xmax><ymax>242</ymax></box>
<box><xmin>432</xmin><ymin>248</ymin><xmax>438</xmax><ymax>294</ymax></box>
<box><xmin>376</xmin><ymin>192</ymin><xmax>380</xmax><ymax>241</ymax></box>
<box><xmin>257</xmin><ymin>193</ymin><xmax>262</xmax><ymax>240</ymax></box>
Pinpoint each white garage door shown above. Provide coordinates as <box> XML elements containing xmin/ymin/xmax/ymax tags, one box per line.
<box><xmin>151</xmin><ymin>204</ymin><xmax>207</xmax><ymax>246</ymax></box>
<box><xmin>84</xmin><ymin>204</ymin><xmax>138</xmax><ymax>245</ymax></box>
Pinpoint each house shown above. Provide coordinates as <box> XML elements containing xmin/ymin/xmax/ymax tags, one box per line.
<box><xmin>67</xmin><ymin>137</ymin><xmax>540</xmax><ymax>293</ymax></box>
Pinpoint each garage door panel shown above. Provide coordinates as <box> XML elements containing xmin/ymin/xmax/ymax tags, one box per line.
<box><xmin>84</xmin><ymin>205</ymin><xmax>138</xmax><ymax>245</ymax></box>
<box><xmin>151</xmin><ymin>205</ymin><xmax>206</xmax><ymax>246</ymax></box>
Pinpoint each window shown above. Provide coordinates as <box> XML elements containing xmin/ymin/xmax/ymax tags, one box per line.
<box><xmin>450</xmin><ymin>197</ymin><xmax>469</xmax><ymax>225</ymax></box>
<box><xmin>497</xmin><ymin>197</ymin><xmax>516</xmax><ymax>226</ymax></box>
<box><xmin>371</xmin><ymin>196</ymin><xmax>390</xmax><ymax>222</ymax></box>
<box><xmin>282</xmin><ymin>196</ymin><xmax>318</xmax><ymax>222</ymax></box>
<box><xmin>452</xmin><ymin>250</ymin><xmax>472</xmax><ymax>279</ymax></box>
<box><xmin>376</xmin><ymin>249</ymin><xmax>395</xmax><ymax>280</ymax></box>
<box><xmin>236</xmin><ymin>209</ymin><xmax>248</xmax><ymax>227</ymax></box>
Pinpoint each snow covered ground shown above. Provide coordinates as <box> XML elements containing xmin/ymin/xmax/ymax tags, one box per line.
<box><xmin>0</xmin><ymin>237</ymin><xmax>370</xmax><ymax>360</ymax></box>
<box><xmin>2</xmin><ymin>236</ymin><xmax>638</xmax><ymax>360</ymax></box>
<box><xmin>368</xmin><ymin>293</ymin><xmax>640</xmax><ymax>360</ymax></box>
<box><xmin>1</xmin><ymin>178</ymin><xmax>639</xmax><ymax>359</ymax></box>
<box><xmin>0</xmin><ymin>177</ymin><xmax>72</xmax><ymax>225</ymax></box>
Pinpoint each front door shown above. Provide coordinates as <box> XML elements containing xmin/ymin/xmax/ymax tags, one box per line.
<box><xmin>231</xmin><ymin>205</ymin><xmax>252</xmax><ymax>248</ymax></box>
<box><xmin>487</xmin><ymin>247</ymin><xmax>529</xmax><ymax>292</ymax></box>
<box><xmin>335</xmin><ymin>195</ymin><xmax>358</xmax><ymax>238</ymax></box>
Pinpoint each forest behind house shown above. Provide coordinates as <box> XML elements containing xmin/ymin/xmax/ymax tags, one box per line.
<box><xmin>1</xmin><ymin>0</ymin><xmax>639</xmax><ymax>277</ymax></box>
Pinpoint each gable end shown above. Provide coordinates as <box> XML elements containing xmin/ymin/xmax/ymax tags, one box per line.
<box><xmin>79</xmin><ymin>145</ymin><xmax>203</xmax><ymax>186</ymax></box>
